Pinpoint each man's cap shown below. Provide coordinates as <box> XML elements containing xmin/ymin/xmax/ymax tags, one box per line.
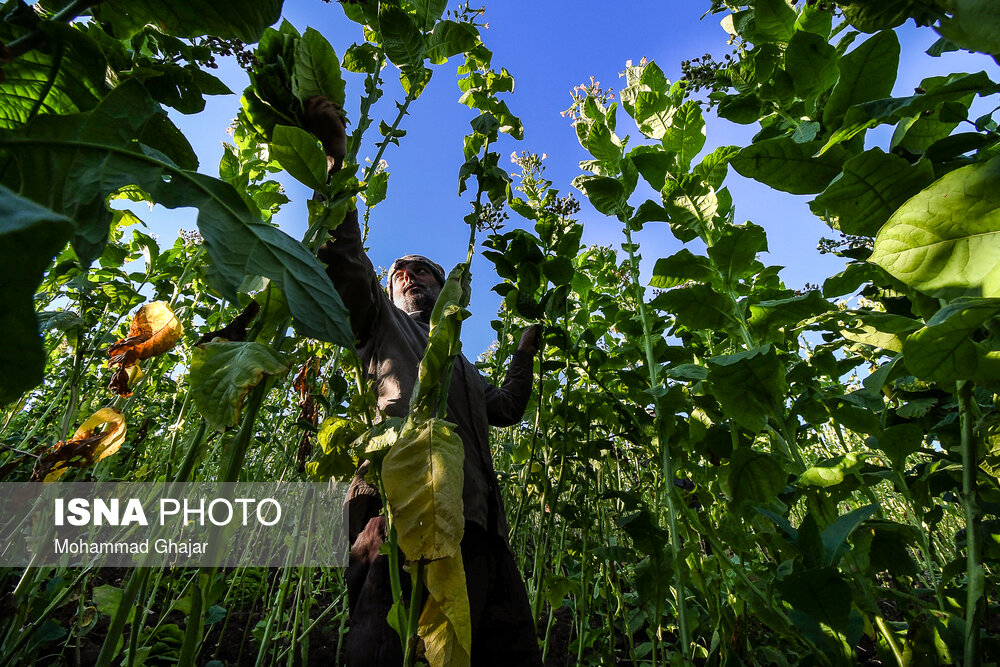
<box><xmin>388</xmin><ymin>255</ymin><xmax>446</xmax><ymax>297</ymax></box>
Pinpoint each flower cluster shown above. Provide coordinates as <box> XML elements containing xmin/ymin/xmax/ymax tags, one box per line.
<box><xmin>560</xmin><ymin>76</ymin><xmax>615</xmax><ymax>121</ymax></box>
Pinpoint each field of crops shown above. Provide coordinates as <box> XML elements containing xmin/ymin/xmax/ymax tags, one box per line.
<box><xmin>1</xmin><ymin>0</ymin><xmax>999</xmax><ymax>665</ymax></box>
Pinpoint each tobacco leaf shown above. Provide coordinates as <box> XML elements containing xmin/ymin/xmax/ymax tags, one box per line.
<box><xmin>189</xmin><ymin>340</ymin><xmax>289</xmax><ymax>430</ymax></box>
<box><xmin>107</xmin><ymin>301</ymin><xmax>184</xmax><ymax>396</ymax></box>
<box><xmin>31</xmin><ymin>408</ymin><xmax>127</xmax><ymax>482</ymax></box>
<box><xmin>382</xmin><ymin>419</ymin><xmax>465</xmax><ymax>561</ymax></box>
<box><xmin>418</xmin><ymin>555</ymin><xmax>472</xmax><ymax>667</ymax></box>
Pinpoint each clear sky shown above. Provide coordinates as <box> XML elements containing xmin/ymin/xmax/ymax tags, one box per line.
<box><xmin>132</xmin><ymin>1</ymin><xmax>998</xmax><ymax>358</ymax></box>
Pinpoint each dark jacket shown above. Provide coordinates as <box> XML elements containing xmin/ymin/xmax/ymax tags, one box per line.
<box><xmin>317</xmin><ymin>210</ymin><xmax>534</xmax><ymax>537</ymax></box>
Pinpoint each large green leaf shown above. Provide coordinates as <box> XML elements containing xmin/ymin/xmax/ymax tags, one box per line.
<box><xmin>821</xmin><ymin>71</ymin><xmax>1000</xmax><ymax>153</ymax></box>
<box><xmin>707</xmin><ymin>222</ymin><xmax>767</xmax><ymax>287</ymax></box>
<box><xmin>0</xmin><ymin>83</ymin><xmax>355</xmax><ymax>348</ymax></box>
<box><xmin>413</xmin><ymin>0</ymin><xmax>448</xmax><ymax>30</ymax></box>
<box><xmin>0</xmin><ymin>21</ymin><xmax>106</xmax><ymax>130</ymax></box>
<box><xmin>821</xmin><ymin>504</ymin><xmax>877</xmax><ymax>566</ymax></box>
<box><xmin>776</xmin><ymin>567</ymin><xmax>856</xmax><ymax>659</ymax></box>
<box><xmin>837</xmin><ymin>0</ymin><xmax>910</xmax><ymax>32</ymax></box>
<box><xmin>660</xmin><ymin>177</ymin><xmax>718</xmax><ymax>241</ymax></box>
<box><xmin>731</xmin><ymin>138</ymin><xmax>850</xmax><ymax>194</ymax></box>
<box><xmin>650</xmin><ymin>249</ymin><xmax>713</xmax><ymax>289</ymax></box>
<box><xmin>654</xmin><ymin>284</ymin><xmax>736</xmax><ymax>332</ymax></box>
<box><xmin>823</xmin><ymin>30</ymin><xmax>900</xmax><ymax>130</ymax></box>
<box><xmin>426</xmin><ymin>21</ymin><xmax>479</xmax><ymax>65</ymax></box>
<box><xmin>936</xmin><ymin>0</ymin><xmax>1000</xmax><ymax>59</ymax></box>
<box><xmin>837</xmin><ymin>311</ymin><xmax>922</xmax><ymax>353</ymax></box>
<box><xmin>382</xmin><ymin>419</ymin><xmax>466</xmax><ymax>561</ymax></box>
<box><xmin>870</xmin><ymin>157</ymin><xmax>1000</xmax><ymax>298</ymax></box>
<box><xmin>189</xmin><ymin>340</ymin><xmax>289</xmax><ymax>430</ymax></box>
<box><xmin>661</xmin><ymin>100</ymin><xmax>705</xmax><ymax>171</ymax></box>
<box><xmin>753</xmin><ymin>0</ymin><xmax>796</xmax><ymax>42</ymax></box>
<box><xmin>632</xmin><ymin>91</ymin><xmax>677</xmax><ymax>141</ymax></box>
<box><xmin>573</xmin><ymin>175</ymin><xmax>628</xmax><ymax>218</ymax></box>
<box><xmin>749</xmin><ymin>291</ymin><xmax>832</xmax><ymax>342</ymax></box>
<box><xmin>809</xmin><ymin>149</ymin><xmax>935</xmax><ymax>236</ymax></box>
<box><xmin>707</xmin><ymin>345</ymin><xmax>787</xmax><ymax>432</ymax></box>
<box><xmin>269</xmin><ymin>125</ymin><xmax>328</xmax><ymax>191</ymax></box>
<box><xmin>726</xmin><ymin>447</ymin><xmax>787</xmax><ymax>505</ymax></box>
<box><xmin>93</xmin><ymin>0</ymin><xmax>282</xmax><ymax>41</ymax></box>
<box><xmin>292</xmin><ymin>27</ymin><xmax>346</xmax><ymax>106</ymax></box>
<box><xmin>0</xmin><ymin>185</ymin><xmax>73</xmax><ymax>403</ymax></box>
<box><xmin>785</xmin><ymin>30</ymin><xmax>839</xmax><ymax>98</ymax></box>
<box><xmin>902</xmin><ymin>298</ymin><xmax>1000</xmax><ymax>383</ymax></box>
<box><xmin>379</xmin><ymin>3</ymin><xmax>425</xmax><ymax>68</ymax></box>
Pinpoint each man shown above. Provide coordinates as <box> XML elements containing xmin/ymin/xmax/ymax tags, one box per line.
<box><xmin>305</xmin><ymin>97</ymin><xmax>543</xmax><ymax>666</ymax></box>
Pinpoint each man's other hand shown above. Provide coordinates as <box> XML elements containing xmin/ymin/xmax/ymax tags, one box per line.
<box><xmin>517</xmin><ymin>324</ymin><xmax>542</xmax><ymax>356</ymax></box>
<box><xmin>303</xmin><ymin>96</ymin><xmax>347</xmax><ymax>171</ymax></box>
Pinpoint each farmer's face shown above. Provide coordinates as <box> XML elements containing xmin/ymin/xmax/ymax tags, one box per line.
<box><xmin>391</xmin><ymin>262</ymin><xmax>441</xmax><ymax>319</ymax></box>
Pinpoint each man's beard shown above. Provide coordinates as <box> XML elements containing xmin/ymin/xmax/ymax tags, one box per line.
<box><xmin>397</xmin><ymin>285</ymin><xmax>437</xmax><ymax>320</ymax></box>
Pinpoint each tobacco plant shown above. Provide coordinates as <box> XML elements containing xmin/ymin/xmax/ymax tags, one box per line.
<box><xmin>1</xmin><ymin>0</ymin><xmax>999</xmax><ymax>665</ymax></box>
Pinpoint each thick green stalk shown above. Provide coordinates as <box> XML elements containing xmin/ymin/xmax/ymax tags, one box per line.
<box><xmin>219</xmin><ymin>381</ymin><xmax>269</xmax><ymax>483</ymax></box>
<box><xmin>95</xmin><ymin>568</ymin><xmax>151</xmax><ymax>667</ymax></box>
<box><xmin>621</xmin><ymin>226</ymin><xmax>691</xmax><ymax>655</ymax></box>
<box><xmin>958</xmin><ymin>381</ymin><xmax>983</xmax><ymax>667</ymax></box>
<box><xmin>346</xmin><ymin>51</ymin><xmax>386</xmax><ymax>168</ymax></box>
<box><xmin>403</xmin><ymin>562</ymin><xmax>425</xmax><ymax>667</ymax></box>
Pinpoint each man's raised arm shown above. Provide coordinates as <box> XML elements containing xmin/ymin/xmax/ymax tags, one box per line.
<box><xmin>483</xmin><ymin>324</ymin><xmax>541</xmax><ymax>427</ymax></box>
<box><xmin>305</xmin><ymin>96</ymin><xmax>386</xmax><ymax>343</ymax></box>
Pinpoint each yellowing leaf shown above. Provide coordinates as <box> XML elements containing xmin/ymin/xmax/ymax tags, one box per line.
<box><xmin>107</xmin><ymin>301</ymin><xmax>183</xmax><ymax>395</ymax></box>
<box><xmin>382</xmin><ymin>419</ymin><xmax>465</xmax><ymax>561</ymax></box>
<box><xmin>31</xmin><ymin>408</ymin><xmax>127</xmax><ymax>482</ymax></box>
<box><xmin>418</xmin><ymin>555</ymin><xmax>472</xmax><ymax>667</ymax></box>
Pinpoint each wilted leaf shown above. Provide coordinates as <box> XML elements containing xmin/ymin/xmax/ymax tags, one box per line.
<box><xmin>382</xmin><ymin>419</ymin><xmax>465</xmax><ymax>561</ymax></box>
<box><xmin>107</xmin><ymin>301</ymin><xmax>183</xmax><ymax>395</ymax></box>
<box><xmin>189</xmin><ymin>341</ymin><xmax>289</xmax><ymax>430</ymax></box>
<box><xmin>418</xmin><ymin>555</ymin><xmax>472</xmax><ymax>667</ymax></box>
<box><xmin>31</xmin><ymin>408</ymin><xmax>127</xmax><ymax>482</ymax></box>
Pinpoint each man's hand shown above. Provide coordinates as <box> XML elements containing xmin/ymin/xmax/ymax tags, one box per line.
<box><xmin>303</xmin><ymin>95</ymin><xmax>347</xmax><ymax>173</ymax></box>
<box><xmin>517</xmin><ymin>324</ymin><xmax>542</xmax><ymax>356</ymax></box>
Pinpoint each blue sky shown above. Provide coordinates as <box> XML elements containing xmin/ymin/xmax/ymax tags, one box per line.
<box><xmin>132</xmin><ymin>1</ymin><xmax>998</xmax><ymax>358</ymax></box>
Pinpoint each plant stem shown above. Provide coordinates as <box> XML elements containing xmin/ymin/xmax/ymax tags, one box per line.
<box><xmin>403</xmin><ymin>562</ymin><xmax>425</xmax><ymax>667</ymax></box>
<box><xmin>621</xmin><ymin>226</ymin><xmax>690</xmax><ymax>656</ymax></box>
<box><xmin>958</xmin><ymin>380</ymin><xmax>983</xmax><ymax>667</ymax></box>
